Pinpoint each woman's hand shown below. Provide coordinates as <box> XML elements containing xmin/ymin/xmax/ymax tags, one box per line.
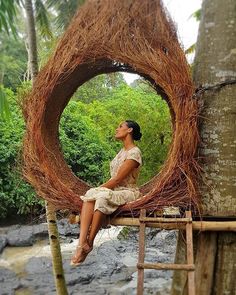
<box><xmin>100</xmin><ymin>159</ymin><xmax>139</xmax><ymax>189</ymax></box>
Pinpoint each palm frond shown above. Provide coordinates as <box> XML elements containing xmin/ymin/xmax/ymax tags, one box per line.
<box><xmin>0</xmin><ymin>0</ymin><xmax>20</xmax><ymax>38</ymax></box>
<box><xmin>189</xmin><ymin>9</ymin><xmax>201</xmax><ymax>22</ymax></box>
<box><xmin>46</xmin><ymin>0</ymin><xmax>84</xmax><ymax>30</ymax></box>
<box><xmin>185</xmin><ymin>43</ymin><xmax>196</xmax><ymax>55</ymax></box>
<box><xmin>34</xmin><ymin>0</ymin><xmax>53</xmax><ymax>39</ymax></box>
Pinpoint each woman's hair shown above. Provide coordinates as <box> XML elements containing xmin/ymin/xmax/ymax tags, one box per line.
<box><xmin>125</xmin><ymin>120</ymin><xmax>142</xmax><ymax>141</ymax></box>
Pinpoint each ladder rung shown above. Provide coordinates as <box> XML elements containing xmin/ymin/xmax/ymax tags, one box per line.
<box><xmin>137</xmin><ymin>262</ymin><xmax>195</xmax><ymax>271</ymax></box>
<box><xmin>139</xmin><ymin>217</ymin><xmax>192</xmax><ymax>223</ymax></box>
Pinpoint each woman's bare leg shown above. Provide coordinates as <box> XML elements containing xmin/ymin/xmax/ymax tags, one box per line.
<box><xmin>71</xmin><ymin>201</ymin><xmax>95</xmax><ymax>264</ymax></box>
<box><xmin>78</xmin><ymin>201</ymin><xmax>95</xmax><ymax>245</ymax></box>
<box><xmin>87</xmin><ymin>210</ymin><xmax>106</xmax><ymax>246</ymax></box>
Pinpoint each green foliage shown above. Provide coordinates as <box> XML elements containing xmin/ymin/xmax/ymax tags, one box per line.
<box><xmin>186</xmin><ymin>9</ymin><xmax>201</xmax><ymax>57</ymax></box>
<box><xmin>46</xmin><ymin>0</ymin><xmax>85</xmax><ymax>31</ymax></box>
<box><xmin>0</xmin><ymin>85</ymin><xmax>11</xmax><ymax>121</ymax></box>
<box><xmin>59</xmin><ymin>102</ymin><xmax>114</xmax><ymax>186</ymax></box>
<box><xmin>0</xmin><ymin>87</ymin><xmax>40</xmax><ymax>218</ymax></box>
<box><xmin>117</xmin><ymin>226</ymin><xmax>132</xmax><ymax>240</ymax></box>
<box><xmin>0</xmin><ymin>0</ymin><xmax>19</xmax><ymax>37</ymax></box>
<box><xmin>0</xmin><ymin>32</ymin><xmax>28</xmax><ymax>90</ymax></box>
<box><xmin>191</xmin><ymin>9</ymin><xmax>201</xmax><ymax>21</ymax></box>
<box><xmin>185</xmin><ymin>43</ymin><xmax>196</xmax><ymax>55</ymax></box>
<box><xmin>35</xmin><ymin>0</ymin><xmax>53</xmax><ymax>39</ymax></box>
<box><xmin>73</xmin><ymin>73</ymin><xmax>126</xmax><ymax>103</ymax></box>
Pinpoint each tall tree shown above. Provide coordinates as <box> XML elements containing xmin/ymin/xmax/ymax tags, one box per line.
<box><xmin>24</xmin><ymin>0</ymin><xmax>39</xmax><ymax>80</ymax></box>
<box><xmin>171</xmin><ymin>0</ymin><xmax>236</xmax><ymax>294</ymax></box>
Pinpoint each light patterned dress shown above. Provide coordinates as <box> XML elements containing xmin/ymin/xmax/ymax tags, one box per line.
<box><xmin>80</xmin><ymin>146</ymin><xmax>142</xmax><ymax>214</ymax></box>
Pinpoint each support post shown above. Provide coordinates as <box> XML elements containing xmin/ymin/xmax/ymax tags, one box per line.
<box><xmin>137</xmin><ymin>209</ymin><xmax>146</xmax><ymax>295</ymax></box>
<box><xmin>46</xmin><ymin>201</ymin><xmax>68</xmax><ymax>295</ymax></box>
<box><xmin>186</xmin><ymin>211</ymin><xmax>195</xmax><ymax>295</ymax></box>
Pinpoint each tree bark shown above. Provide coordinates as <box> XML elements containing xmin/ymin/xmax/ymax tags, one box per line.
<box><xmin>46</xmin><ymin>201</ymin><xmax>68</xmax><ymax>295</ymax></box>
<box><xmin>171</xmin><ymin>0</ymin><xmax>236</xmax><ymax>294</ymax></box>
<box><xmin>194</xmin><ymin>0</ymin><xmax>236</xmax><ymax>217</ymax></box>
<box><xmin>24</xmin><ymin>0</ymin><xmax>38</xmax><ymax>80</ymax></box>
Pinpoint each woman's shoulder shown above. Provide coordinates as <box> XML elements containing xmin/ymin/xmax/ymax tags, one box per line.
<box><xmin>118</xmin><ymin>146</ymin><xmax>142</xmax><ymax>157</ymax></box>
<box><xmin>126</xmin><ymin>146</ymin><xmax>142</xmax><ymax>164</ymax></box>
<box><xmin>129</xmin><ymin>146</ymin><xmax>142</xmax><ymax>154</ymax></box>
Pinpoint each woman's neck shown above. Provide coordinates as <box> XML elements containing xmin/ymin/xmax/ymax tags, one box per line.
<box><xmin>122</xmin><ymin>137</ymin><xmax>135</xmax><ymax>151</ymax></box>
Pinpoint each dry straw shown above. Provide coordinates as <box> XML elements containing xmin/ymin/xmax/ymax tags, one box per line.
<box><xmin>22</xmin><ymin>0</ymin><xmax>201</xmax><ymax>217</ymax></box>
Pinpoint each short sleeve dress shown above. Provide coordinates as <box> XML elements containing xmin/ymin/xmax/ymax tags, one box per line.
<box><xmin>80</xmin><ymin>146</ymin><xmax>142</xmax><ymax>215</ymax></box>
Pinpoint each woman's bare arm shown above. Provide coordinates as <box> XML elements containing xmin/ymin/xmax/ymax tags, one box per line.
<box><xmin>100</xmin><ymin>159</ymin><xmax>139</xmax><ymax>190</ymax></box>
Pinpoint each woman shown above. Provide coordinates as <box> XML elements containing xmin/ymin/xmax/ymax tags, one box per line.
<box><xmin>71</xmin><ymin>120</ymin><xmax>142</xmax><ymax>266</ymax></box>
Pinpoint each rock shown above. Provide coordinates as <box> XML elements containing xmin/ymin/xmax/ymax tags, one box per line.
<box><xmin>117</xmin><ymin>226</ymin><xmax>139</xmax><ymax>241</ymax></box>
<box><xmin>66</xmin><ymin>270</ymin><xmax>95</xmax><ymax>286</ymax></box>
<box><xmin>143</xmin><ymin>277</ymin><xmax>172</xmax><ymax>295</ymax></box>
<box><xmin>70</xmin><ymin>283</ymin><xmax>107</xmax><ymax>295</ymax></box>
<box><xmin>148</xmin><ymin>229</ymin><xmax>177</xmax><ymax>251</ymax></box>
<box><xmin>33</xmin><ymin>223</ymin><xmax>48</xmax><ymax>239</ymax></box>
<box><xmin>0</xmin><ymin>268</ymin><xmax>21</xmax><ymax>295</ymax></box>
<box><xmin>114</xmin><ymin>271</ymin><xmax>171</xmax><ymax>295</ymax></box>
<box><xmin>21</xmin><ymin>257</ymin><xmax>55</xmax><ymax>294</ymax></box>
<box><xmin>25</xmin><ymin>256</ymin><xmax>52</xmax><ymax>274</ymax></box>
<box><xmin>1</xmin><ymin>225</ymin><xmax>176</xmax><ymax>295</ymax></box>
<box><xmin>5</xmin><ymin>218</ymin><xmax>80</xmax><ymax>247</ymax></box>
<box><xmin>7</xmin><ymin>226</ymin><xmax>35</xmax><ymax>246</ymax></box>
<box><xmin>63</xmin><ymin>240</ymin><xmax>133</xmax><ymax>294</ymax></box>
<box><xmin>0</xmin><ymin>235</ymin><xmax>7</xmax><ymax>253</ymax></box>
<box><xmin>57</xmin><ymin>219</ymin><xmax>79</xmax><ymax>237</ymax></box>
<box><xmin>146</xmin><ymin>228</ymin><xmax>162</xmax><ymax>241</ymax></box>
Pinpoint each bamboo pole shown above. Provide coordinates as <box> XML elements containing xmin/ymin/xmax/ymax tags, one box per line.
<box><xmin>139</xmin><ymin>217</ymin><xmax>192</xmax><ymax>223</ymax></box>
<box><xmin>137</xmin><ymin>262</ymin><xmax>195</xmax><ymax>271</ymax></box>
<box><xmin>137</xmin><ymin>209</ymin><xmax>146</xmax><ymax>295</ymax></box>
<box><xmin>46</xmin><ymin>201</ymin><xmax>68</xmax><ymax>295</ymax></box>
<box><xmin>70</xmin><ymin>215</ymin><xmax>236</xmax><ymax>231</ymax></box>
<box><xmin>185</xmin><ymin>211</ymin><xmax>195</xmax><ymax>295</ymax></box>
<box><xmin>108</xmin><ymin>217</ymin><xmax>236</xmax><ymax>231</ymax></box>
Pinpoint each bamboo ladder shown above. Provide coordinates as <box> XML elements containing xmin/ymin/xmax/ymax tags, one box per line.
<box><xmin>137</xmin><ymin>209</ymin><xmax>195</xmax><ymax>295</ymax></box>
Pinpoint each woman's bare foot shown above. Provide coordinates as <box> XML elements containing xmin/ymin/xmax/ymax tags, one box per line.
<box><xmin>70</xmin><ymin>243</ymin><xmax>93</xmax><ymax>266</ymax></box>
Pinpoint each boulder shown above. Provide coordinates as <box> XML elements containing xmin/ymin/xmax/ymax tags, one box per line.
<box><xmin>5</xmin><ymin>218</ymin><xmax>80</xmax><ymax>247</ymax></box>
<box><xmin>57</xmin><ymin>219</ymin><xmax>79</xmax><ymax>237</ymax></box>
<box><xmin>33</xmin><ymin>223</ymin><xmax>48</xmax><ymax>239</ymax></box>
<box><xmin>0</xmin><ymin>235</ymin><xmax>7</xmax><ymax>253</ymax></box>
<box><xmin>7</xmin><ymin>226</ymin><xmax>34</xmax><ymax>246</ymax></box>
<box><xmin>0</xmin><ymin>268</ymin><xmax>21</xmax><ymax>295</ymax></box>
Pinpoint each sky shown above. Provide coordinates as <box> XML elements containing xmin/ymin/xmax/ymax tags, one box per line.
<box><xmin>123</xmin><ymin>0</ymin><xmax>202</xmax><ymax>84</ymax></box>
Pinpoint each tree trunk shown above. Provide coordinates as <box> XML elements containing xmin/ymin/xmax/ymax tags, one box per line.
<box><xmin>24</xmin><ymin>0</ymin><xmax>38</xmax><ymax>80</ymax></box>
<box><xmin>46</xmin><ymin>201</ymin><xmax>68</xmax><ymax>295</ymax></box>
<box><xmin>171</xmin><ymin>0</ymin><xmax>236</xmax><ymax>294</ymax></box>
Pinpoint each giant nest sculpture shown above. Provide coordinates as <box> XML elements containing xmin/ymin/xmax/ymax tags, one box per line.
<box><xmin>22</xmin><ymin>0</ymin><xmax>201</xmax><ymax>217</ymax></box>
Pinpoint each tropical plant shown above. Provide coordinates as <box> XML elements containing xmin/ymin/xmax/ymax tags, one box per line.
<box><xmin>0</xmin><ymin>0</ymin><xmax>19</xmax><ymax>37</ymax></box>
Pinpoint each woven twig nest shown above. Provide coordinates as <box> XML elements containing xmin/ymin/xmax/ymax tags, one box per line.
<box><xmin>22</xmin><ymin>0</ymin><xmax>201</xmax><ymax>216</ymax></box>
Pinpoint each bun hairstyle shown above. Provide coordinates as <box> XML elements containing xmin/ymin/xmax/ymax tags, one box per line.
<box><xmin>125</xmin><ymin>120</ymin><xmax>142</xmax><ymax>141</ymax></box>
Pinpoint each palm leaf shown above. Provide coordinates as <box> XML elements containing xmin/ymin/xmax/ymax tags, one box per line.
<box><xmin>189</xmin><ymin>9</ymin><xmax>201</xmax><ymax>21</ymax></box>
<box><xmin>0</xmin><ymin>85</ymin><xmax>11</xmax><ymax>121</ymax></box>
<box><xmin>46</xmin><ymin>0</ymin><xmax>84</xmax><ymax>30</ymax></box>
<box><xmin>34</xmin><ymin>0</ymin><xmax>53</xmax><ymax>39</ymax></box>
<box><xmin>185</xmin><ymin>43</ymin><xmax>196</xmax><ymax>55</ymax></box>
<box><xmin>0</xmin><ymin>0</ymin><xmax>19</xmax><ymax>38</ymax></box>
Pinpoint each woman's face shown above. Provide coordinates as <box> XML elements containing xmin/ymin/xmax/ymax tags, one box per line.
<box><xmin>115</xmin><ymin>122</ymin><xmax>132</xmax><ymax>140</ymax></box>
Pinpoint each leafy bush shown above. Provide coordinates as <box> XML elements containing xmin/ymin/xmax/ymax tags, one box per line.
<box><xmin>0</xmin><ymin>87</ymin><xmax>41</xmax><ymax>218</ymax></box>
